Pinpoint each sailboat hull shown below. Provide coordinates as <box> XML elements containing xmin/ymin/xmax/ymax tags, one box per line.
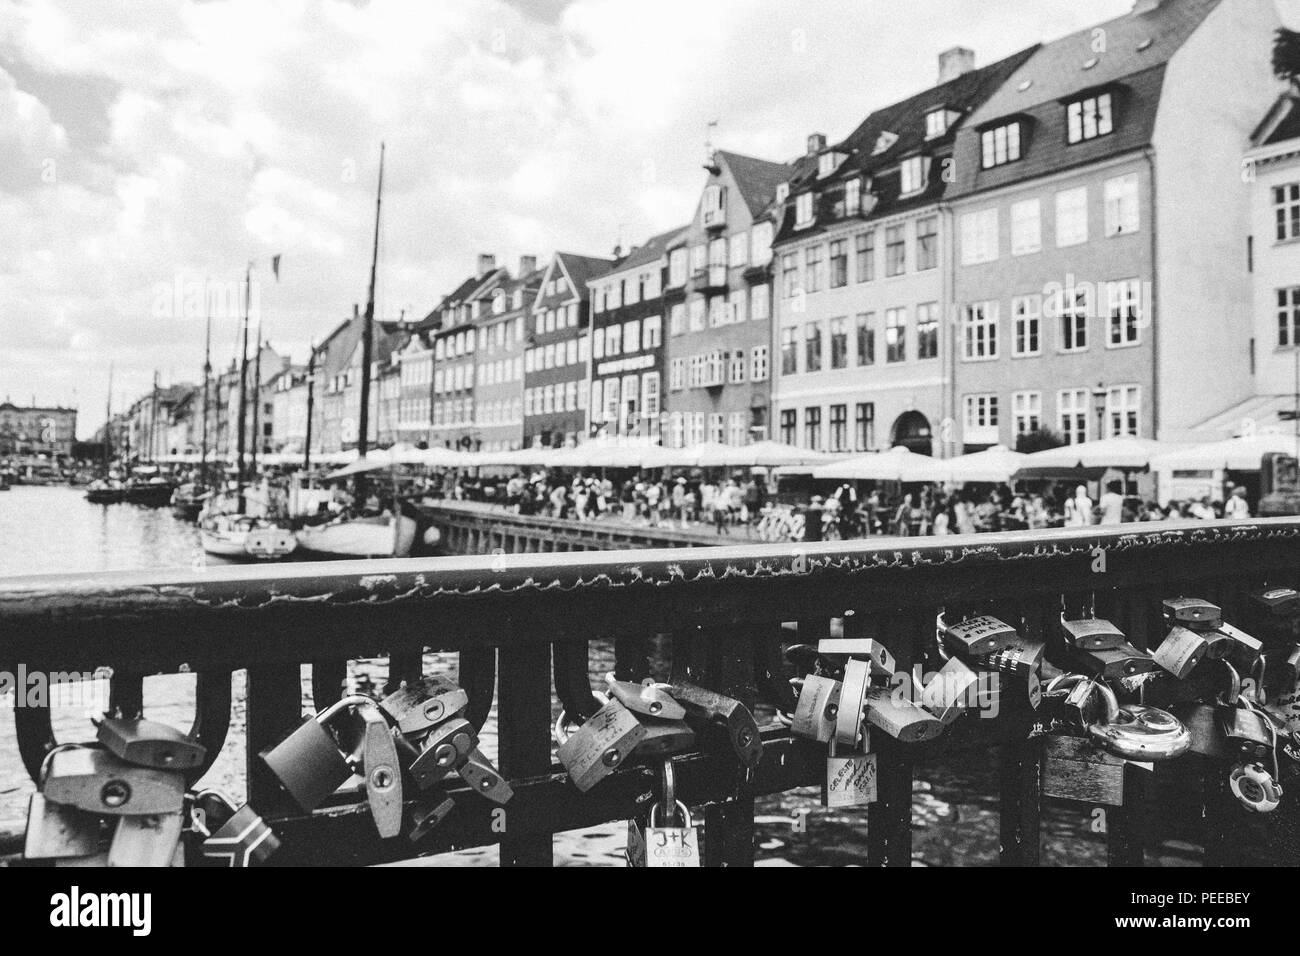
<box><xmin>295</xmin><ymin>515</ymin><xmax>417</xmax><ymax>559</ymax></box>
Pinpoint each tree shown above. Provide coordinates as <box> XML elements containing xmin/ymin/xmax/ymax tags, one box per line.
<box><xmin>1273</xmin><ymin>28</ymin><xmax>1300</xmax><ymax>88</ymax></box>
<box><xmin>1016</xmin><ymin>427</ymin><xmax>1065</xmax><ymax>455</ymax></box>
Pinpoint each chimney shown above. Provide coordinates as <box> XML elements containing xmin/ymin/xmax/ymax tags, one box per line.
<box><xmin>807</xmin><ymin>132</ymin><xmax>826</xmax><ymax>156</ymax></box>
<box><xmin>937</xmin><ymin>47</ymin><xmax>976</xmax><ymax>84</ymax></box>
<box><xmin>519</xmin><ymin>255</ymin><xmax>537</xmax><ymax>276</ymax></box>
<box><xmin>353</xmin><ymin>303</ymin><xmax>359</xmax><ymax>321</ymax></box>
<box><xmin>477</xmin><ymin>253</ymin><xmax>496</xmax><ymax>278</ymax></box>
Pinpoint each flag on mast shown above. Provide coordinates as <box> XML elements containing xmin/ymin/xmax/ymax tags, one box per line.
<box><xmin>271</xmin><ymin>254</ymin><xmax>281</xmax><ymax>281</ymax></box>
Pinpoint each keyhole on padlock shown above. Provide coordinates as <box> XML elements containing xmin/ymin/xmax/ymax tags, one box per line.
<box><xmin>370</xmin><ymin>767</ymin><xmax>395</xmax><ymax>792</ymax></box>
<box><xmin>479</xmin><ymin>775</ymin><xmax>496</xmax><ymax>790</ymax></box>
<box><xmin>602</xmin><ymin>749</ymin><xmax>622</xmax><ymax>768</ymax></box>
<box><xmin>101</xmin><ymin>779</ymin><xmax>132</xmax><ymax>809</ymax></box>
<box><xmin>647</xmin><ymin>701</ymin><xmax>662</xmax><ymax>715</ymax></box>
<box><xmin>737</xmin><ymin>728</ymin><xmax>756</xmax><ymax>748</ymax></box>
<box><xmin>423</xmin><ymin>701</ymin><xmax>444</xmax><ymax>722</ymax></box>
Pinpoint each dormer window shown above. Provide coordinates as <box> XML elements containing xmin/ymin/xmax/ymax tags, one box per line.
<box><xmin>702</xmin><ymin>185</ymin><xmax>726</xmax><ymax>227</ymax></box>
<box><xmin>817</xmin><ymin>151</ymin><xmax>843</xmax><ymax>178</ymax></box>
<box><xmin>980</xmin><ymin>121</ymin><xmax>1022</xmax><ymax>169</ymax></box>
<box><xmin>775</xmin><ymin>182</ymin><xmax>790</xmax><ymax>203</ymax></box>
<box><xmin>900</xmin><ymin>156</ymin><xmax>930</xmax><ymax>196</ymax></box>
<box><xmin>872</xmin><ymin>131</ymin><xmax>898</xmax><ymax>155</ymax></box>
<box><xmin>795</xmin><ymin>192</ymin><xmax>815</xmax><ymax>228</ymax></box>
<box><xmin>925</xmin><ymin>109</ymin><xmax>949</xmax><ymax>139</ymax></box>
<box><xmin>845</xmin><ymin>177</ymin><xmax>862</xmax><ymax>215</ymax></box>
<box><xmin>1067</xmin><ymin>92</ymin><xmax>1113</xmax><ymax>144</ymax></box>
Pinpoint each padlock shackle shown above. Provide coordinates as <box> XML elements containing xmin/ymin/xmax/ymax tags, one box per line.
<box><xmin>553</xmin><ymin>692</ymin><xmax>611</xmax><ymax>746</ymax></box>
<box><xmin>648</xmin><ymin>799</ymin><xmax>691</xmax><ymax>829</ymax></box>
<box><xmin>1049</xmin><ymin>674</ymin><xmax>1120</xmax><ymax>725</ymax></box>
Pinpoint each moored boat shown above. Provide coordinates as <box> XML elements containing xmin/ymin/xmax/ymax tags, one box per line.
<box><xmin>170</xmin><ymin>483</ymin><xmax>208</xmax><ymax>522</ymax></box>
<box><xmin>124</xmin><ymin>478</ymin><xmax>176</xmax><ymax>508</ymax></box>
<box><xmin>85</xmin><ymin>479</ymin><xmax>125</xmax><ymax>504</ymax></box>
<box><xmin>199</xmin><ymin>510</ymin><xmax>298</xmax><ymax>562</ymax></box>
<box><xmin>295</xmin><ymin>512</ymin><xmax>417</xmax><ymax>560</ymax></box>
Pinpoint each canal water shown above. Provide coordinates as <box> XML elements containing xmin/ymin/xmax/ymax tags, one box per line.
<box><xmin>0</xmin><ymin>485</ymin><xmax>1132</xmax><ymax>865</ymax></box>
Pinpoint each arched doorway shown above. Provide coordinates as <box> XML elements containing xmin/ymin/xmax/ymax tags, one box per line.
<box><xmin>891</xmin><ymin>411</ymin><xmax>933</xmax><ymax>456</ymax></box>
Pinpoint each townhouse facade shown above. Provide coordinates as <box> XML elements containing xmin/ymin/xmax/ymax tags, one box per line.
<box><xmin>0</xmin><ymin>402</ymin><xmax>78</xmax><ymax>459</ymax></box>
<box><xmin>396</xmin><ymin>333</ymin><xmax>434</xmax><ymax>447</ymax></box>
<box><xmin>523</xmin><ymin>252</ymin><xmax>611</xmax><ymax>448</ymax></box>
<box><xmin>473</xmin><ymin>258</ymin><xmax>539</xmax><ymax>452</ymax></box>
<box><xmin>664</xmin><ymin>150</ymin><xmax>785</xmax><ymax>448</ymax></box>
<box><xmin>948</xmin><ymin>0</ymin><xmax>1280</xmax><ymax>451</ymax></box>
<box><xmin>427</xmin><ymin>257</ymin><xmax>506</xmax><ymax>450</ymax></box>
<box><xmin>587</xmin><ymin>227</ymin><xmax>685</xmax><ymax>443</ymax></box>
<box><xmin>771</xmin><ymin>46</ymin><xmax>1037</xmax><ymax>458</ymax></box>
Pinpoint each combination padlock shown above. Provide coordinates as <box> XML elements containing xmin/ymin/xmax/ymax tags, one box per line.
<box><xmin>941</xmin><ymin>614</ymin><xmax>1021</xmax><ymax>658</ymax></box>
<box><xmin>816</xmin><ymin>638</ymin><xmax>896</xmax><ymax>678</ymax></box>
<box><xmin>190</xmin><ymin>790</ymin><xmax>280</xmax><ymax>867</ymax></box>
<box><xmin>555</xmin><ymin>698</ymin><xmax>647</xmax><ymax>792</ymax></box>
<box><xmin>377</xmin><ymin>675</ymin><xmax>469</xmax><ymax>736</ymax></box>
<box><xmin>1153</xmin><ymin>626</ymin><xmax>1210</xmax><ymax>680</ymax></box>
<box><xmin>259</xmin><ymin>694</ymin><xmax>377</xmax><ymax>812</ymax></box>
<box><xmin>666</xmin><ymin>681</ymin><xmax>763</xmax><ymax>769</ymax></box>
<box><xmin>23</xmin><ymin>792</ymin><xmax>101</xmax><ymax>861</ymax></box>
<box><xmin>95</xmin><ymin>718</ymin><xmax>207</xmax><ymax>771</ymax></box>
<box><xmin>790</xmin><ymin>674</ymin><xmax>840</xmax><ymax>742</ymax></box>
<box><xmin>1162</xmin><ymin>597</ymin><xmax>1223</xmax><ymax>632</ymax></box>
<box><xmin>1229</xmin><ymin>762</ymin><xmax>1283</xmax><ymax>812</ymax></box>
<box><xmin>921</xmin><ymin>656</ymin><xmax>980</xmax><ymax>725</ymax></box>
<box><xmin>978</xmin><ymin>638</ymin><xmax>1044</xmax><ymax>710</ymax></box>
<box><xmin>1059</xmin><ymin>616</ymin><xmax>1127</xmax><ymax>651</ymax></box>
<box><xmin>108</xmin><ymin>811</ymin><xmax>184</xmax><ymax>867</ymax></box>
<box><xmin>42</xmin><ymin>746</ymin><xmax>186</xmax><ymax>816</ymax></box>
<box><xmin>863</xmin><ymin>685</ymin><xmax>944</xmax><ymax>744</ymax></box>
<box><xmin>409</xmin><ymin>717</ymin><xmax>477</xmax><ymax>790</ymax></box>
<box><xmin>605</xmin><ymin>679</ymin><xmax>686</xmax><ymax>721</ymax></box>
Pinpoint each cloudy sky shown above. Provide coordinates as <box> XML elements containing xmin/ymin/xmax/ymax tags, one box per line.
<box><xmin>0</xmin><ymin>0</ymin><xmax>1290</xmax><ymax>433</ymax></box>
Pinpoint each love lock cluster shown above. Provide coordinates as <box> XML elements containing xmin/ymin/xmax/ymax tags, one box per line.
<box><xmin>258</xmin><ymin>674</ymin><xmax>511</xmax><ymax>847</ymax></box>
<box><xmin>23</xmin><ymin>717</ymin><xmax>275</xmax><ymax>867</ymax></box>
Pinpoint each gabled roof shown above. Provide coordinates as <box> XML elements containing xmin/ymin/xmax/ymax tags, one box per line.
<box><xmin>557</xmin><ymin>251</ymin><xmax>617</xmax><ymax>290</ymax></box>
<box><xmin>1252</xmin><ymin>92</ymin><xmax>1300</xmax><ymax>148</ymax></box>
<box><xmin>417</xmin><ymin>274</ymin><xmax>483</xmax><ymax>331</ymax></box>
<box><xmin>599</xmin><ymin>225</ymin><xmax>690</xmax><ymax>281</ymax></box>
<box><xmin>716</xmin><ymin>151</ymin><xmax>796</xmax><ymax>217</ymax></box>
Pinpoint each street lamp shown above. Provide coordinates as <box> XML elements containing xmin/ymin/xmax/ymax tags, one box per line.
<box><xmin>1091</xmin><ymin>382</ymin><xmax>1107</xmax><ymax>443</ymax></box>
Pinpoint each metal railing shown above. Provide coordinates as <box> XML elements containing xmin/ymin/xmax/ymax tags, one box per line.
<box><xmin>2</xmin><ymin>518</ymin><xmax>1299</xmax><ymax>866</ymax></box>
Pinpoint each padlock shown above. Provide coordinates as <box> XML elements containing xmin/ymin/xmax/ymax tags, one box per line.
<box><xmin>377</xmin><ymin>675</ymin><xmax>470</xmax><ymax>736</ymax></box>
<box><xmin>1219</xmin><ymin>701</ymin><xmax>1275</xmax><ymax>761</ymax></box>
<box><xmin>921</xmin><ymin>656</ymin><xmax>980</xmax><ymax>726</ymax></box>
<box><xmin>338</xmin><ymin>705</ymin><xmax>403</xmax><ymax>838</ymax></box>
<box><xmin>457</xmin><ymin>748</ymin><xmax>514</xmax><ymax>804</ymax></box>
<box><xmin>1070</xmin><ymin>679</ymin><xmax>1191</xmax><ymax>762</ymax></box>
<box><xmin>108</xmin><ymin>811</ymin><xmax>184</xmax><ymax>867</ymax></box>
<box><xmin>627</xmin><ymin>801</ymin><xmax>700</xmax><ymax>868</ymax></box>
<box><xmin>605</xmin><ymin>680</ymin><xmax>686</xmax><ymax>721</ymax></box>
<box><xmin>556</xmin><ymin>698</ymin><xmax>647</xmax><ymax>792</ymax></box>
<box><xmin>410</xmin><ymin>717</ymin><xmax>477</xmax><ymax>790</ymax></box>
<box><xmin>1229</xmin><ymin>762</ymin><xmax>1283</xmax><ymax>812</ymax></box>
<box><xmin>1152</xmin><ymin>626</ymin><xmax>1210</xmax><ymax>680</ymax></box>
<box><xmin>42</xmin><ymin>746</ymin><xmax>186</xmax><ymax>816</ymax></box>
<box><xmin>1055</xmin><ymin>641</ymin><xmax>1160</xmax><ymax>683</ymax></box>
<box><xmin>941</xmin><ymin>614</ymin><xmax>1021</xmax><ymax>658</ymax></box>
<box><xmin>1215</xmin><ymin>622</ymin><xmax>1264</xmax><ymax>674</ymax></box>
<box><xmin>824</xmin><ymin>737</ymin><xmax>877</xmax><ymax>808</ymax></box>
<box><xmin>409</xmin><ymin>796</ymin><xmax>457</xmax><ymax>843</ymax></box>
<box><xmin>816</xmin><ymin>638</ymin><xmax>896</xmax><ymax>678</ymax></box>
<box><xmin>633</xmin><ymin>718</ymin><xmax>696</xmax><ymax>758</ymax></box>
<box><xmin>1172</xmin><ymin>703</ymin><xmax>1231</xmax><ymax>759</ymax></box>
<box><xmin>863</xmin><ymin>686</ymin><xmax>944</xmax><ymax>744</ymax></box>
<box><xmin>1162</xmin><ymin>596</ymin><xmax>1222</xmax><ymax>632</ymax></box>
<box><xmin>978</xmin><ymin>638</ymin><xmax>1045</xmax><ymax>710</ymax></box>
<box><xmin>665</xmin><ymin>682</ymin><xmax>763</xmax><ymax>769</ymax></box>
<box><xmin>1251</xmin><ymin>587</ymin><xmax>1300</xmax><ymax>617</ymax></box>
<box><xmin>1059</xmin><ymin>616</ymin><xmax>1128</xmax><ymax>651</ymax></box>
<box><xmin>95</xmin><ymin>717</ymin><xmax>207</xmax><ymax>771</ymax></box>
<box><xmin>192</xmin><ymin>791</ymin><xmax>280</xmax><ymax>867</ymax></box>
<box><xmin>834</xmin><ymin>658</ymin><xmax>872</xmax><ymax>748</ymax></box>
<box><xmin>790</xmin><ymin>675</ymin><xmax>840</xmax><ymax>742</ymax></box>
<box><xmin>258</xmin><ymin>694</ymin><xmax>375</xmax><ymax>812</ymax></box>
<box><xmin>1267</xmin><ymin>644</ymin><xmax>1300</xmax><ymax>733</ymax></box>
<box><xmin>23</xmin><ymin>792</ymin><xmax>101</xmax><ymax>860</ymax></box>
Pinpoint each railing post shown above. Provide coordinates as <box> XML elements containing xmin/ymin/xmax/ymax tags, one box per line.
<box><xmin>496</xmin><ymin>642</ymin><xmax>555</xmax><ymax>867</ymax></box>
<box><xmin>246</xmin><ymin>663</ymin><xmax>306</xmax><ymax>814</ymax></box>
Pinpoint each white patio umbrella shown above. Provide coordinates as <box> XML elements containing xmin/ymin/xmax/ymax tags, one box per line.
<box><xmin>1017</xmin><ymin>436</ymin><xmax>1171</xmax><ymax>471</ymax></box>
<box><xmin>1148</xmin><ymin>433</ymin><xmax>1300</xmax><ymax>471</ymax></box>
<box><xmin>934</xmin><ymin>445</ymin><xmax>1027</xmax><ymax>484</ymax></box>
<box><xmin>810</xmin><ymin>445</ymin><xmax>932</xmax><ymax>481</ymax></box>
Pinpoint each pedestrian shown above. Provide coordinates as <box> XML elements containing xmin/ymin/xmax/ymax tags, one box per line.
<box><xmin>1225</xmin><ymin>486</ymin><xmax>1250</xmax><ymax>519</ymax></box>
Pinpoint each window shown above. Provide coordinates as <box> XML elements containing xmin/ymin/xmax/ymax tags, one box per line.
<box><xmin>900</xmin><ymin>156</ymin><xmax>929</xmax><ymax>196</ymax></box>
<box><xmin>855</xmin><ymin>312</ymin><xmax>875</xmax><ymax>366</ymax></box>
<box><xmin>669</xmin><ymin>248</ymin><xmax>688</xmax><ymax>287</ymax></box>
<box><xmin>855</xmin><ymin>403</ymin><xmax>875</xmax><ymax>452</ymax></box>
<box><xmin>729</xmin><ymin>232</ymin><xmax>748</xmax><ymax>268</ymax></box>
<box><xmin>623</xmin><ymin>320</ymin><xmax>640</xmax><ymax>353</ymax></box>
<box><xmin>1060</xmin><ymin>387</ymin><xmax>1092</xmax><ymax>447</ymax></box>
<box><xmin>818</xmin><ymin>151</ymin><xmax>838</xmax><ymax>178</ymax></box>
<box><xmin>751</xmin><ymin>221</ymin><xmax>773</xmax><ymax>264</ymax></box>
<box><xmin>960</xmin><ymin>209</ymin><xmax>999</xmax><ymax>264</ymax></box>
<box><xmin>962</xmin><ymin>302</ymin><xmax>998</xmax><ymax>360</ymax></box>
<box><xmin>1106</xmin><ymin>385</ymin><xmax>1140</xmax><ymax>438</ymax></box>
<box><xmin>804</xmin><ymin>407</ymin><xmax>822</xmax><ymax>451</ymax></box>
<box><xmin>689</xmin><ymin>296</ymin><xmax>706</xmax><ymax>331</ymax></box>
<box><xmin>1067</xmin><ymin>92</ymin><xmax>1114</xmax><ymax>144</ymax></box>
<box><xmin>1012</xmin><ymin>295</ymin><xmax>1042</xmax><ymax>356</ymax></box>
<box><xmin>669</xmin><ymin>303</ymin><xmax>686</xmax><ymax>337</ymax></box>
<box><xmin>805</xmin><ymin>322</ymin><xmax>823</xmax><ymax>372</ymax></box>
<box><xmin>885</xmin><ymin>308</ymin><xmax>906</xmax><ymax>363</ymax></box>
<box><xmin>566</xmin><ymin>381</ymin><xmax>578</xmax><ymax>412</ymax></box>
<box><xmin>845</xmin><ymin>178</ymin><xmax>862</xmax><ymax>215</ymax></box>
<box><xmin>750</xmin><ymin>284</ymin><xmax>770</xmax><ymax>321</ymax></box>
<box><xmin>1281</xmin><ymin>286</ymin><xmax>1300</xmax><ymax>346</ymax></box>
<box><xmin>1104</xmin><ymin>174</ymin><xmax>1139</xmax><ymax>236</ymax></box>
<box><xmin>916</xmin><ymin>302</ymin><xmax>939</xmax><ymax>359</ymax></box>
<box><xmin>1058</xmin><ymin>286</ymin><xmax>1090</xmax><ymax>352</ymax></box>
<box><xmin>796</xmin><ymin>192</ymin><xmax>815</xmax><ymax>228</ymax></box>
<box><xmin>829</xmin><ymin>405</ymin><xmax>848</xmax><ymax>452</ymax></box>
<box><xmin>1107</xmin><ymin>280</ymin><xmax>1142</xmax><ymax>347</ymax></box>
<box><xmin>707</xmin><ymin>296</ymin><xmax>727</xmax><ymax>328</ymax></box>
<box><xmin>925</xmin><ymin>109</ymin><xmax>948</xmax><ymax>139</ymax></box>
<box><xmin>1011</xmin><ymin>199</ymin><xmax>1041</xmax><ymax>256</ymax></box>
<box><xmin>623</xmin><ymin>276</ymin><xmax>639</xmax><ymax>307</ymax></box>
<box><xmin>669</xmin><ymin>358</ymin><xmax>686</xmax><ymax>391</ymax></box>
<box><xmin>643</xmin><ymin>315</ymin><xmax>662</xmax><ymax>349</ymax></box>
<box><xmin>805</xmin><ymin>245</ymin><xmax>825</xmax><ymax>293</ymax></box>
<box><xmin>690</xmin><ymin>244</ymin><xmax>706</xmax><ymax>274</ymax></box>
<box><xmin>1012</xmin><ymin>391</ymin><xmax>1041</xmax><ymax>438</ymax></box>
<box><xmin>605</xmin><ymin>324</ymin><xmax>621</xmax><ymax>357</ymax></box>
<box><xmin>780</xmin><ymin>409</ymin><xmax>797</xmax><ymax>446</ymax></box>
<box><xmin>781</xmin><ymin>327</ymin><xmax>798</xmax><ymax>376</ymax></box>
<box><xmin>1056</xmin><ymin>187</ymin><xmax>1088</xmax><ymax>247</ymax></box>
<box><xmin>703</xmin><ymin>185</ymin><xmax>725</xmax><ymax>225</ymax></box>
<box><xmin>729</xmin><ymin>350</ymin><xmax>746</xmax><ymax>383</ymax></box>
<box><xmin>708</xmin><ymin>413</ymin><xmax>725</xmax><ymax>444</ymax></box>
<box><xmin>782</xmin><ymin>253</ymin><xmax>800</xmax><ymax>299</ymax></box>
<box><xmin>728</xmin><ymin>289</ymin><xmax>747</xmax><ymax>325</ymax></box>
<box><xmin>602</xmin><ymin>379</ymin><xmax>619</xmax><ymax>423</ymax></box>
<box><xmin>830</xmin><ymin>240</ymin><xmax>848</xmax><ymax>287</ymax></box>
<box><xmin>963</xmin><ymin>394</ymin><xmax>999</xmax><ymax>443</ymax></box>
<box><xmin>690</xmin><ymin>413</ymin><xmax>706</xmax><ymax>446</ymax></box>
<box><xmin>577</xmin><ymin>335</ymin><xmax>589</xmax><ymax>363</ymax></box>
<box><xmin>855</xmin><ymin>231</ymin><xmax>875</xmax><ymax>282</ymax></box>
<box><xmin>641</xmin><ymin>373</ymin><xmax>660</xmax><ymax>419</ymax></box>
<box><xmin>916</xmin><ymin>216</ymin><xmax>938</xmax><ymax>271</ymax></box>
<box><xmin>830</xmin><ymin>317</ymin><xmax>849</xmax><ymax>369</ymax></box>
<box><xmin>981</xmin><ymin>122</ymin><xmax>1022</xmax><ymax>168</ymax></box>
<box><xmin>1275</xmin><ymin>184</ymin><xmax>1300</xmax><ymax>241</ymax></box>
<box><xmin>669</xmin><ymin>412</ymin><xmax>684</xmax><ymax>448</ymax></box>
<box><xmin>751</xmin><ymin>345</ymin><xmax>769</xmax><ymax>382</ymax></box>
<box><xmin>885</xmin><ymin>225</ymin><xmax>906</xmax><ymax>276</ymax></box>
<box><xmin>725</xmin><ymin>412</ymin><xmax>745</xmax><ymax>446</ymax></box>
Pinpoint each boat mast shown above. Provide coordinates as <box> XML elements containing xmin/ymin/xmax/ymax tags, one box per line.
<box><xmin>356</xmin><ymin>142</ymin><xmax>384</xmax><ymax>501</ymax></box>
<box><xmin>149</xmin><ymin>369</ymin><xmax>159</xmax><ymax>464</ymax></box>
<box><xmin>200</xmin><ymin>311</ymin><xmax>211</xmax><ymax>487</ymax></box>
<box><xmin>250</xmin><ymin>321</ymin><xmax>262</xmax><ymax>482</ymax></box>
<box><xmin>304</xmin><ymin>343</ymin><xmax>316</xmax><ymax>474</ymax></box>
<box><xmin>103</xmin><ymin>363</ymin><xmax>113</xmax><ymax>475</ymax></box>
<box><xmin>236</xmin><ymin>265</ymin><xmax>251</xmax><ymax>514</ymax></box>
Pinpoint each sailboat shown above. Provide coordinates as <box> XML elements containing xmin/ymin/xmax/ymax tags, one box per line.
<box><xmin>172</xmin><ymin>313</ymin><xmax>214</xmax><ymax>521</ymax></box>
<box><xmin>296</xmin><ymin>143</ymin><xmax>417</xmax><ymax>561</ymax></box>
